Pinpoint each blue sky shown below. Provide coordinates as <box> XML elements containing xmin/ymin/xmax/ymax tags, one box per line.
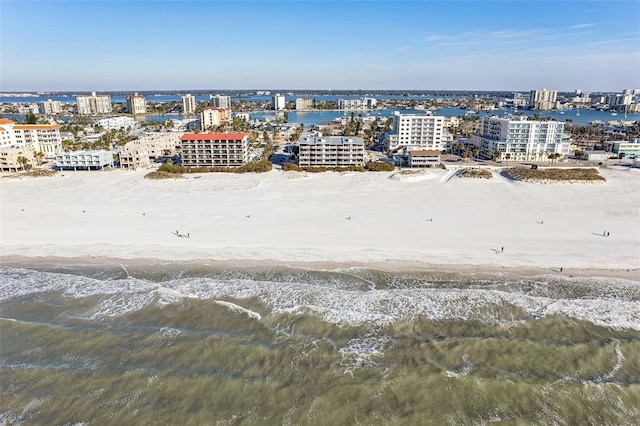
<box><xmin>1</xmin><ymin>0</ymin><xmax>639</xmax><ymax>91</ymax></box>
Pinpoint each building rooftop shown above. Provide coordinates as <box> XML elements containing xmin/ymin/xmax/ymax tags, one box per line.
<box><xmin>299</xmin><ymin>135</ymin><xmax>364</xmax><ymax>145</ymax></box>
<box><xmin>181</xmin><ymin>133</ymin><xmax>247</xmax><ymax>141</ymax></box>
<box><xmin>409</xmin><ymin>150</ymin><xmax>441</xmax><ymax>156</ymax></box>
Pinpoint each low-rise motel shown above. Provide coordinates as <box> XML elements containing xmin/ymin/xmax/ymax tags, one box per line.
<box><xmin>177</xmin><ymin>133</ymin><xmax>250</xmax><ymax>168</ymax></box>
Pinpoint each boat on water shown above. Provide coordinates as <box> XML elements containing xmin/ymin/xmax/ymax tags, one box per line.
<box><xmin>611</xmin><ymin>112</ymin><xmax>618</xmax><ymax>116</ymax></box>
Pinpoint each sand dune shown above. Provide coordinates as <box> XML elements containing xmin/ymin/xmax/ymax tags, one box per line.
<box><xmin>1</xmin><ymin>166</ymin><xmax>639</xmax><ymax>274</ymax></box>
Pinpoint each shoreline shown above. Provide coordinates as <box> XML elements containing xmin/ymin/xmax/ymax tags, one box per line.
<box><xmin>2</xmin><ymin>255</ymin><xmax>638</xmax><ymax>281</ymax></box>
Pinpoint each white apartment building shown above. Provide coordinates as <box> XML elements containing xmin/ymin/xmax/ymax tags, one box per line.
<box><xmin>119</xmin><ymin>133</ymin><xmax>180</xmax><ymax>169</ymax></box>
<box><xmin>529</xmin><ymin>89</ymin><xmax>557</xmax><ymax>110</ymax></box>
<box><xmin>298</xmin><ymin>134</ymin><xmax>365</xmax><ymax>167</ymax></box>
<box><xmin>95</xmin><ymin>116</ymin><xmax>136</xmax><ymax>131</ymax></box>
<box><xmin>38</xmin><ymin>99</ymin><xmax>63</xmax><ymax>115</ymax></box>
<box><xmin>0</xmin><ymin>119</ymin><xmax>62</xmax><ymax>159</ymax></box>
<box><xmin>470</xmin><ymin>115</ymin><xmax>569</xmax><ymax>161</ymax></box>
<box><xmin>182</xmin><ymin>94</ymin><xmax>197</xmax><ymax>114</ymax></box>
<box><xmin>200</xmin><ymin>107</ymin><xmax>232</xmax><ymax>130</ymax></box>
<box><xmin>272</xmin><ymin>94</ymin><xmax>286</xmax><ymax>110</ymax></box>
<box><xmin>382</xmin><ymin>111</ymin><xmax>445</xmax><ymax>152</ymax></box>
<box><xmin>178</xmin><ymin>133</ymin><xmax>249</xmax><ymax>168</ymax></box>
<box><xmin>337</xmin><ymin>98</ymin><xmax>377</xmax><ymax>110</ymax></box>
<box><xmin>75</xmin><ymin>92</ymin><xmax>112</xmax><ymax>115</ymax></box>
<box><xmin>295</xmin><ymin>97</ymin><xmax>313</xmax><ymax>111</ymax></box>
<box><xmin>55</xmin><ymin>150</ymin><xmax>114</xmax><ymax>170</ymax></box>
<box><xmin>209</xmin><ymin>95</ymin><xmax>232</xmax><ymax>109</ymax></box>
<box><xmin>126</xmin><ymin>93</ymin><xmax>147</xmax><ymax>114</ymax></box>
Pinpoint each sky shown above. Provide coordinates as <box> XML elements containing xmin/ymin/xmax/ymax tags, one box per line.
<box><xmin>1</xmin><ymin>0</ymin><xmax>639</xmax><ymax>92</ymax></box>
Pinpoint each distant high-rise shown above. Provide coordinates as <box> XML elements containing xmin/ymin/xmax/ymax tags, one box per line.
<box><xmin>209</xmin><ymin>95</ymin><xmax>232</xmax><ymax>109</ymax></box>
<box><xmin>272</xmin><ymin>94</ymin><xmax>285</xmax><ymax>110</ymax></box>
<box><xmin>38</xmin><ymin>99</ymin><xmax>63</xmax><ymax>115</ymax></box>
<box><xmin>182</xmin><ymin>94</ymin><xmax>196</xmax><ymax>114</ymax></box>
<box><xmin>126</xmin><ymin>93</ymin><xmax>147</xmax><ymax>114</ymax></box>
<box><xmin>529</xmin><ymin>89</ymin><xmax>557</xmax><ymax>110</ymax></box>
<box><xmin>75</xmin><ymin>92</ymin><xmax>112</xmax><ymax>115</ymax></box>
<box><xmin>295</xmin><ymin>97</ymin><xmax>313</xmax><ymax>111</ymax></box>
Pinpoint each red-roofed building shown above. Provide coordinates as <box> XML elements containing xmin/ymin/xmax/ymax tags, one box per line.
<box><xmin>178</xmin><ymin>133</ymin><xmax>249</xmax><ymax>168</ymax></box>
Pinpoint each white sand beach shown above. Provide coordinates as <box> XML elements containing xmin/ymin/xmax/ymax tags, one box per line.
<box><xmin>1</xmin><ymin>166</ymin><xmax>639</xmax><ymax>276</ymax></box>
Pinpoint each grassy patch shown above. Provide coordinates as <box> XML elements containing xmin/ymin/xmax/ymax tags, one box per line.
<box><xmin>459</xmin><ymin>168</ymin><xmax>492</xmax><ymax>179</ymax></box>
<box><xmin>503</xmin><ymin>167</ymin><xmax>605</xmax><ymax>183</ymax></box>
<box><xmin>144</xmin><ymin>171</ymin><xmax>184</xmax><ymax>179</ymax></box>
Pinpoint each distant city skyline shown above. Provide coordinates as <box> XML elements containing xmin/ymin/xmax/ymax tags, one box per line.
<box><xmin>1</xmin><ymin>1</ymin><xmax>639</xmax><ymax>92</ymax></box>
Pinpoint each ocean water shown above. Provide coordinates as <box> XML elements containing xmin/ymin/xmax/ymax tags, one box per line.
<box><xmin>1</xmin><ymin>263</ymin><xmax>639</xmax><ymax>424</ymax></box>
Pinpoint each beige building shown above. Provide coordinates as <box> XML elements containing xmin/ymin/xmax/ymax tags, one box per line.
<box><xmin>295</xmin><ymin>97</ymin><xmax>313</xmax><ymax>111</ymax></box>
<box><xmin>298</xmin><ymin>135</ymin><xmax>365</xmax><ymax>167</ymax></box>
<box><xmin>75</xmin><ymin>92</ymin><xmax>112</xmax><ymax>115</ymax></box>
<box><xmin>200</xmin><ymin>107</ymin><xmax>232</xmax><ymax>130</ymax></box>
<box><xmin>0</xmin><ymin>146</ymin><xmax>36</xmax><ymax>172</ymax></box>
<box><xmin>119</xmin><ymin>133</ymin><xmax>180</xmax><ymax>170</ymax></box>
<box><xmin>530</xmin><ymin>89</ymin><xmax>558</xmax><ymax>110</ymax></box>
<box><xmin>126</xmin><ymin>93</ymin><xmax>147</xmax><ymax>114</ymax></box>
<box><xmin>38</xmin><ymin>99</ymin><xmax>63</xmax><ymax>115</ymax></box>
<box><xmin>178</xmin><ymin>133</ymin><xmax>249</xmax><ymax>168</ymax></box>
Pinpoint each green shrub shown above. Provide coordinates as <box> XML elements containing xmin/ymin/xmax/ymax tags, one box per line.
<box><xmin>282</xmin><ymin>162</ymin><xmax>302</xmax><ymax>172</ymax></box>
<box><xmin>145</xmin><ymin>171</ymin><xmax>184</xmax><ymax>179</ymax></box>
<box><xmin>159</xmin><ymin>162</ymin><xmax>184</xmax><ymax>174</ymax></box>
<box><xmin>365</xmin><ymin>161</ymin><xmax>395</xmax><ymax>171</ymax></box>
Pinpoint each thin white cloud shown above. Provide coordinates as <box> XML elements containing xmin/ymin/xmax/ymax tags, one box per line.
<box><xmin>569</xmin><ymin>23</ymin><xmax>598</xmax><ymax>29</ymax></box>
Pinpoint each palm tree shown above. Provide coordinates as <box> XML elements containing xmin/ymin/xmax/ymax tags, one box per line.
<box><xmin>35</xmin><ymin>151</ymin><xmax>45</xmax><ymax>165</ymax></box>
<box><xmin>472</xmin><ymin>148</ymin><xmax>479</xmax><ymax>160</ymax></box>
<box><xmin>493</xmin><ymin>150</ymin><xmax>502</xmax><ymax>163</ymax></box>
<box><xmin>16</xmin><ymin>156</ymin><xmax>29</xmax><ymax>171</ymax></box>
<box><xmin>504</xmin><ymin>153</ymin><xmax>511</xmax><ymax>165</ymax></box>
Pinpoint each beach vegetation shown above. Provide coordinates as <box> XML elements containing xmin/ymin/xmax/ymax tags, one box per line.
<box><xmin>365</xmin><ymin>161</ymin><xmax>395</xmax><ymax>171</ymax></box>
<box><xmin>459</xmin><ymin>168</ymin><xmax>492</xmax><ymax>179</ymax></box>
<box><xmin>502</xmin><ymin>167</ymin><xmax>606</xmax><ymax>183</ymax></box>
<box><xmin>282</xmin><ymin>162</ymin><xmax>302</xmax><ymax>172</ymax></box>
<box><xmin>145</xmin><ymin>170</ymin><xmax>185</xmax><ymax>179</ymax></box>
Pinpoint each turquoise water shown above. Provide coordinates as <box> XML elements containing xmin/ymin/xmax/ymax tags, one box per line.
<box><xmin>1</xmin><ymin>262</ymin><xmax>639</xmax><ymax>424</ymax></box>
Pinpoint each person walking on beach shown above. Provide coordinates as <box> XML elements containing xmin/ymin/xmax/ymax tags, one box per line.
<box><xmin>560</xmin><ymin>267</ymin><xmax>563</xmax><ymax>272</ymax></box>
<box><xmin>501</xmin><ymin>246</ymin><xmax>504</xmax><ymax>253</ymax></box>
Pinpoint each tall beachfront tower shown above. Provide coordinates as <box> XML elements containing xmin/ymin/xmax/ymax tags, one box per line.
<box><xmin>529</xmin><ymin>89</ymin><xmax>557</xmax><ymax>110</ymax></box>
<box><xmin>182</xmin><ymin>94</ymin><xmax>196</xmax><ymax>114</ymax></box>
<box><xmin>126</xmin><ymin>93</ymin><xmax>147</xmax><ymax>114</ymax></box>
<box><xmin>382</xmin><ymin>111</ymin><xmax>445</xmax><ymax>152</ymax></box>
<box><xmin>272</xmin><ymin>93</ymin><xmax>285</xmax><ymax>110</ymax></box>
<box><xmin>209</xmin><ymin>95</ymin><xmax>231</xmax><ymax>109</ymax></box>
<box><xmin>471</xmin><ymin>115</ymin><xmax>569</xmax><ymax>161</ymax></box>
<box><xmin>75</xmin><ymin>92</ymin><xmax>112</xmax><ymax>115</ymax></box>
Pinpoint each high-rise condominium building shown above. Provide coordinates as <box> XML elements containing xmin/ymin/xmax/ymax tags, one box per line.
<box><xmin>295</xmin><ymin>98</ymin><xmax>313</xmax><ymax>111</ymax></box>
<box><xmin>470</xmin><ymin>115</ymin><xmax>569</xmax><ymax>161</ymax></box>
<box><xmin>182</xmin><ymin>94</ymin><xmax>197</xmax><ymax>114</ymax></box>
<box><xmin>75</xmin><ymin>92</ymin><xmax>112</xmax><ymax>115</ymax></box>
<box><xmin>529</xmin><ymin>89</ymin><xmax>557</xmax><ymax>110</ymax></box>
<box><xmin>382</xmin><ymin>111</ymin><xmax>445</xmax><ymax>151</ymax></box>
<box><xmin>126</xmin><ymin>93</ymin><xmax>147</xmax><ymax>114</ymax></box>
<box><xmin>272</xmin><ymin>94</ymin><xmax>286</xmax><ymax>110</ymax></box>
<box><xmin>209</xmin><ymin>95</ymin><xmax>232</xmax><ymax>109</ymax></box>
<box><xmin>38</xmin><ymin>99</ymin><xmax>63</xmax><ymax>115</ymax></box>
